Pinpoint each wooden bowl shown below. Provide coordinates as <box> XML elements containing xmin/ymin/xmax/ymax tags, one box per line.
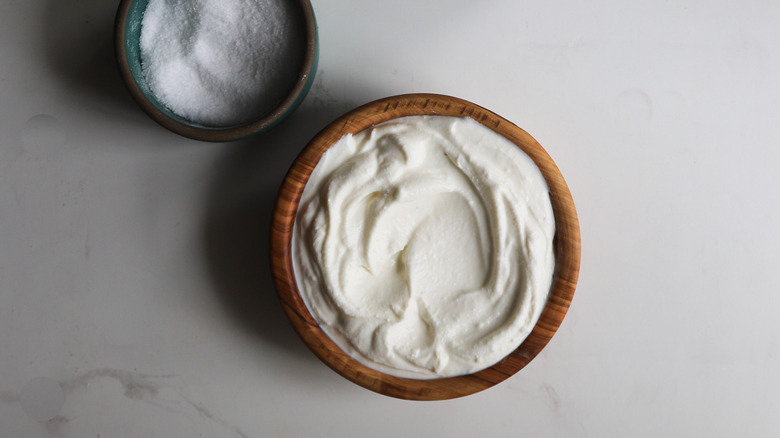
<box><xmin>114</xmin><ymin>0</ymin><xmax>318</xmax><ymax>142</ymax></box>
<box><xmin>271</xmin><ymin>94</ymin><xmax>580</xmax><ymax>400</ymax></box>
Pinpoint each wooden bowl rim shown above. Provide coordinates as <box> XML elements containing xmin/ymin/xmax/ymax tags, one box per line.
<box><xmin>113</xmin><ymin>0</ymin><xmax>318</xmax><ymax>142</ymax></box>
<box><xmin>270</xmin><ymin>93</ymin><xmax>580</xmax><ymax>400</ymax></box>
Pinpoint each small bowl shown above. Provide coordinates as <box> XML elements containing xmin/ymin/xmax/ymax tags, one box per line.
<box><xmin>271</xmin><ymin>94</ymin><xmax>580</xmax><ymax>400</ymax></box>
<box><xmin>114</xmin><ymin>0</ymin><xmax>318</xmax><ymax>142</ymax></box>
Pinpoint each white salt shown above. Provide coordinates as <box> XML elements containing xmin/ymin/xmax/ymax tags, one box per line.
<box><xmin>139</xmin><ymin>0</ymin><xmax>305</xmax><ymax>127</ymax></box>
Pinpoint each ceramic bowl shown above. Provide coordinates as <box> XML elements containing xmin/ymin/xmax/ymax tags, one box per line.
<box><xmin>114</xmin><ymin>0</ymin><xmax>318</xmax><ymax>142</ymax></box>
<box><xmin>270</xmin><ymin>94</ymin><xmax>580</xmax><ymax>400</ymax></box>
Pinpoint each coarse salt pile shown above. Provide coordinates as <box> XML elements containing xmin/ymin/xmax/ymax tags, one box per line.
<box><xmin>139</xmin><ymin>0</ymin><xmax>305</xmax><ymax>127</ymax></box>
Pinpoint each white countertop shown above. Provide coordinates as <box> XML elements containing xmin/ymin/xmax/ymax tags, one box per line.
<box><xmin>2</xmin><ymin>1</ymin><xmax>779</xmax><ymax>436</ymax></box>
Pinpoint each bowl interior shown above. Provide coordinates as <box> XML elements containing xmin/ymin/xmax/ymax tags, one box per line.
<box><xmin>115</xmin><ymin>0</ymin><xmax>319</xmax><ymax>141</ymax></box>
<box><xmin>121</xmin><ymin>0</ymin><xmax>187</xmax><ymax>127</ymax></box>
<box><xmin>271</xmin><ymin>93</ymin><xmax>581</xmax><ymax>400</ymax></box>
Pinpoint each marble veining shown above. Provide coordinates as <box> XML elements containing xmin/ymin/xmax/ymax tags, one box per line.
<box><xmin>4</xmin><ymin>369</ymin><xmax>249</xmax><ymax>438</ymax></box>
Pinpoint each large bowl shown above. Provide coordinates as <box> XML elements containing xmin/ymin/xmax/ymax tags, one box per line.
<box><xmin>114</xmin><ymin>0</ymin><xmax>318</xmax><ymax>142</ymax></box>
<box><xmin>270</xmin><ymin>94</ymin><xmax>580</xmax><ymax>400</ymax></box>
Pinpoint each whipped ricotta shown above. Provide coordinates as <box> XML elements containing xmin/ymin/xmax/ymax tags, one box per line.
<box><xmin>292</xmin><ymin>115</ymin><xmax>555</xmax><ymax>378</ymax></box>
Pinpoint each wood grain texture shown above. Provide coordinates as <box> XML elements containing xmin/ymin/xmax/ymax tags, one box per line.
<box><xmin>270</xmin><ymin>94</ymin><xmax>580</xmax><ymax>400</ymax></box>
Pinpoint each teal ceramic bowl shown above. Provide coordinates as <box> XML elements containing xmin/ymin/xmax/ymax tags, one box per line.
<box><xmin>114</xmin><ymin>0</ymin><xmax>318</xmax><ymax>142</ymax></box>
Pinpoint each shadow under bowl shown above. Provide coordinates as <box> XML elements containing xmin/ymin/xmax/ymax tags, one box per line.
<box><xmin>114</xmin><ymin>0</ymin><xmax>318</xmax><ymax>142</ymax></box>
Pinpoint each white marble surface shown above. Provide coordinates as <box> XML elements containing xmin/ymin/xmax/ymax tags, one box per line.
<box><xmin>2</xmin><ymin>0</ymin><xmax>779</xmax><ymax>436</ymax></box>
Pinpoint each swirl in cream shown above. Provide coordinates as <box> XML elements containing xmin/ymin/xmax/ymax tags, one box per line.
<box><xmin>293</xmin><ymin>116</ymin><xmax>555</xmax><ymax>378</ymax></box>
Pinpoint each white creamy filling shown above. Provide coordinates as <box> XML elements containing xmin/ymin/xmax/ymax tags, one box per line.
<box><xmin>292</xmin><ymin>115</ymin><xmax>555</xmax><ymax>378</ymax></box>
